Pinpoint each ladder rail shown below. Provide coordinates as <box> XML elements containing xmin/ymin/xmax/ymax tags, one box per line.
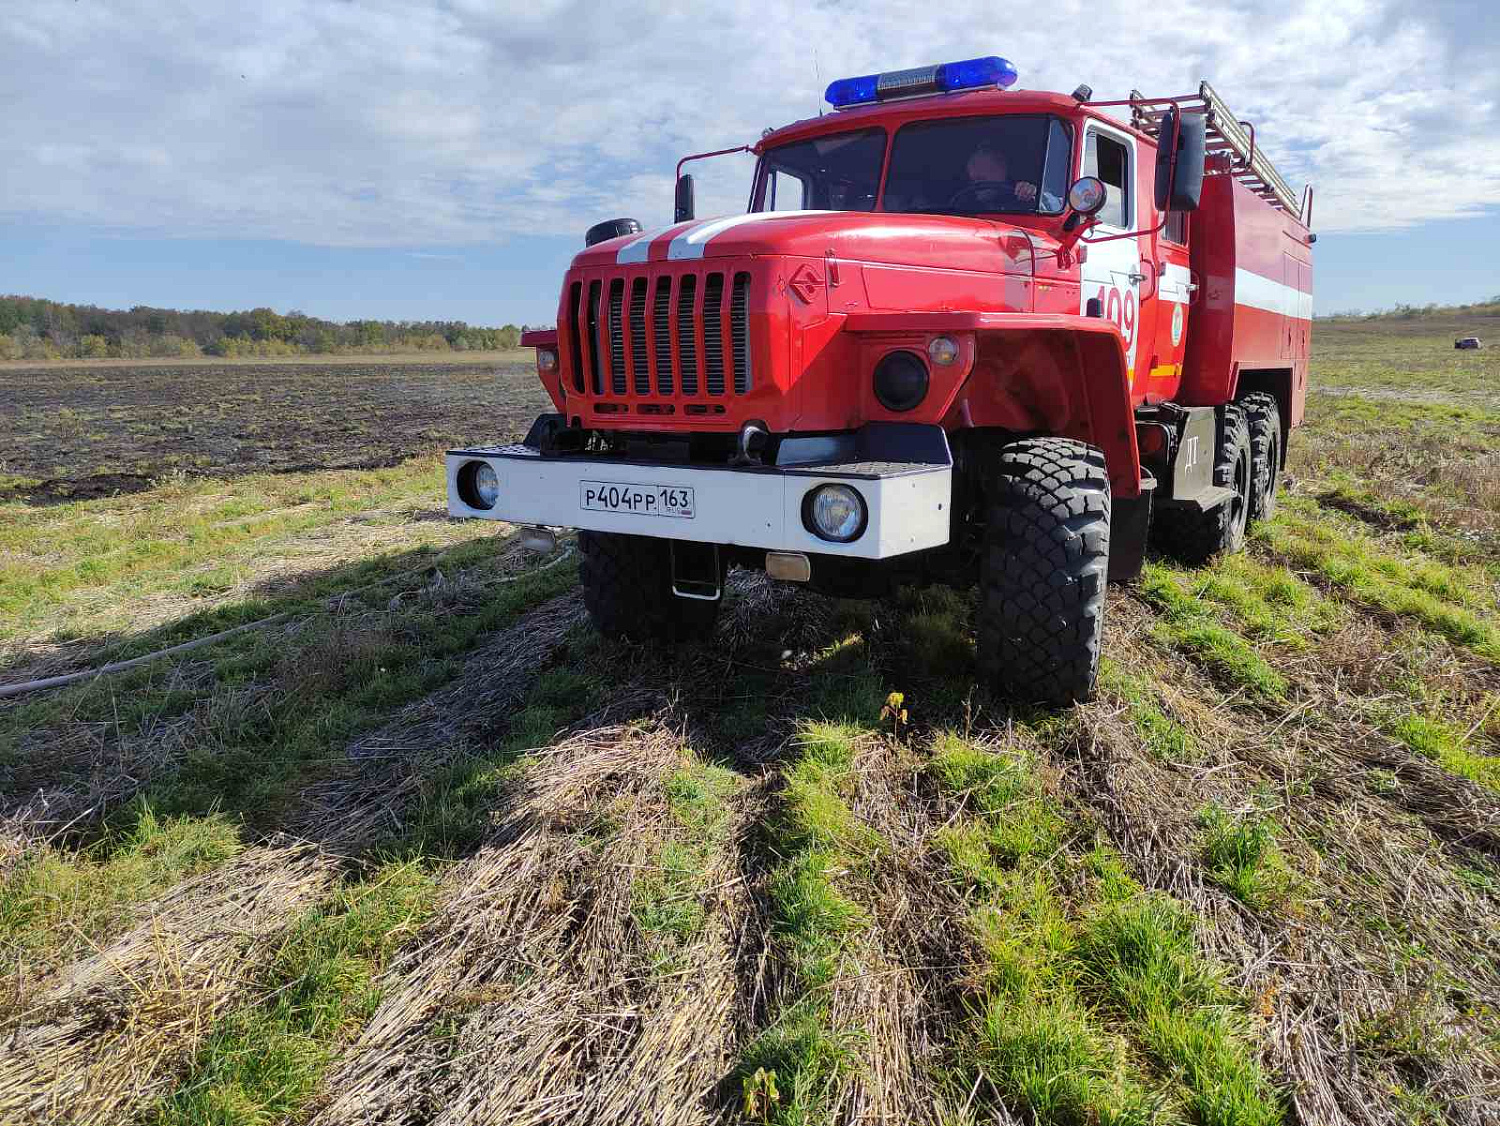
<box><xmin>1117</xmin><ymin>82</ymin><xmax>1305</xmax><ymax>222</ymax></box>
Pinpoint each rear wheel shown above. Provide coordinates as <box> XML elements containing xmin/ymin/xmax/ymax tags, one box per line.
<box><xmin>579</xmin><ymin>531</ymin><xmax>722</xmax><ymax>641</ymax></box>
<box><xmin>977</xmin><ymin>437</ymin><xmax>1110</xmax><ymax>706</ymax></box>
<box><xmin>1153</xmin><ymin>404</ymin><xmax>1252</xmax><ymax>564</ymax></box>
<box><xmin>1241</xmin><ymin>393</ymin><xmax>1282</xmax><ymax>525</ymax></box>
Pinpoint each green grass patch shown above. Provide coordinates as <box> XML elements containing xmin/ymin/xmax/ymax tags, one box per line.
<box><xmin>1258</xmin><ymin>501</ymin><xmax>1500</xmax><ymax>663</ymax></box>
<box><xmin>1</xmin><ymin>554</ymin><xmax>580</xmax><ymax>861</ymax></box>
<box><xmin>734</xmin><ymin>716</ymin><xmax>884</xmax><ymax>1124</ymax></box>
<box><xmin>1138</xmin><ymin>565</ymin><xmax>1289</xmax><ymax>700</ymax></box>
<box><xmin>632</xmin><ymin>755</ymin><xmax>742</xmax><ymax>967</ymax></box>
<box><xmin>929</xmin><ymin>732</ymin><xmax>1066</xmax><ymax>876</ymax></box>
<box><xmin>1196</xmin><ymin>803</ymin><xmax>1294</xmax><ymax>911</ymax></box>
<box><xmin>1098</xmin><ymin>661</ymin><xmax>1196</xmax><ymax>762</ymax></box>
<box><xmin>928</xmin><ymin>731</ymin><xmax>1283</xmax><ymax>1125</ymax></box>
<box><xmin>0</xmin><ymin>808</ymin><xmax>242</xmax><ymax>977</ymax></box>
<box><xmin>1390</xmin><ymin>713</ymin><xmax>1500</xmax><ymax>793</ymax></box>
<box><xmin>152</xmin><ymin>860</ymin><xmax>438</xmax><ymax>1125</ymax></box>
<box><xmin>1074</xmin><ymin>896</ymin><xmax>1283</xmax><ymax>1126</ymax></box>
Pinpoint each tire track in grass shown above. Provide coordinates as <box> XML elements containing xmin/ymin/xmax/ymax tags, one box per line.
<box><xmin>0</xmin><ymin>841</ymin><xmax>339</xmax><ymax>1125</ymax></box>
<box><xmin>152</xmin><ymin>571</ymin><xmax>833</xmax><ymax>1125</ymax></box>
<box><xmin>0</xmin><ymin>547</ymin><xmax>578</xmax><ymax>849</ymax></box>
<box><xmin>1076</xmin><ymin>606</ymin><xmax>1500</xmax><ymax>1124</ymax></box>
<box><xmin>731</xmin><ymin>614</ymin><xmax>991</xmax><ymax>1126</ymax></box>
<box><xmin>1130</xmin><ymin>553</ymin><xmax>1500</xmax><ymax>858</ymax></box>
<box><xmin>923</xmin><ymin>726</ymin><xmax>1284</xmax><ymax>1126</ymax></box>
<box><xmin>309</xmin><ymin>722</ymin><xmax>744</xmax><ymax>1126</ymax></box>
<box><xmin>1257</xmin><ymin>495</ymin><xmax>1500</xmax><ymax>665</ymax></box>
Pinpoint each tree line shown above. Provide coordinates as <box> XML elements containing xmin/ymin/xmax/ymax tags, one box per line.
<box><xmin>0</xmin><ymin>295</ymin><xmax>527</xmax><ymax>361</ymax></box>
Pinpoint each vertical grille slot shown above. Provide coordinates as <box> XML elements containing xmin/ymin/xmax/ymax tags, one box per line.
<box><xmin>653</xmin><ymin>277</ymin><xmax>674</xmax><ymax>395</ymax></box>
<box><xmin>567</xmin><ymin>281</ymin><xmax>584</xmax><ymax>393</ymax></box>
<box><xmin>607</xmin><ymin>279</ymin><xmax>626</xmax><ymax>394</ymax></box>
<box><xmin>585</xmin><ymin>280</ymin><xmax>603</xmax><ymax>394</ymax></box>
<box><xmin>731</xmin><ymin>272</ymin><xmax>752</xmax><ymax>394</ymax></box>
<box><xmin>703</xmin><ymin>272</ymin><xmax>725</xmax><ymax>395</ymax></box>
<box><xmin>629</xmin><ymin>278</ymin><xmax>649</xmax><ymax>395</ymax></box>
<box><xmin>677</xmin><ymin>275</ymin><xmax>698</xmax><ymax>395</ymax></box>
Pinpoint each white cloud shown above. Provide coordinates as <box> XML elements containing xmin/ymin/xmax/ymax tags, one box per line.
<box><xmin>0</xmin><ymin>0</ymin><xmax>1494</xmax><ymax>244</ymax></box>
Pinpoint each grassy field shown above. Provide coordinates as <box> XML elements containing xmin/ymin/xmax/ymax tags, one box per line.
<box><xmin>1</xmin><ymin>318</ymin><xmax>1498</xmax><ymax>1125</ymax></box>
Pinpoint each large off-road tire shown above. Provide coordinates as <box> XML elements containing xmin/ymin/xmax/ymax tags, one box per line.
<box><xmin>1153</xmin><ymin>404</ymin><xmax>1252</xmax><ymax>565</ymax></box>
<box><xmin>977</xmin><ymin>437</ymin><xmax>1111</xmax><ymax>707</ymax></box>
<box><xmin>579</xmin><ymin>531</ymin><xmax>721</xmax><ymax>641</ymax></box>
<box><xmin>1241</xmin><ymin>392</ymin><xmax>1282</xmax><ymax>525</ymax></box>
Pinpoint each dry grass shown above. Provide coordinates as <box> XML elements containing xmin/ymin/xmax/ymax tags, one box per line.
<box><xmin>310</xmin><ymin>720</ymin><xmax>745</xmax><ymax>1126</ymax></box>
<box><xmin>0</xmin><ymin>841</ymin><xmax>338</xmax><ymax>1124</ymax></box>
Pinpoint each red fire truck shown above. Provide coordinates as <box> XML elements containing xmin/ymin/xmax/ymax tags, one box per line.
<box><xmin>448</xmin><ymin>58</ymin><xmax>1314</xmax><ymax>704</ymax></box>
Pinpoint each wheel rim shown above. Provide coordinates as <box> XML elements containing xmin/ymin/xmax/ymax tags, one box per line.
<box><xmin>1231</xmin><ymin>445</ymin><xmax>1250</xmax><ymax>534</ymax></box>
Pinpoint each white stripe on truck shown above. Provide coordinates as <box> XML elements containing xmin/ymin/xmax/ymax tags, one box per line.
<box><xmin>1235</xmin><ymin>267</ymin><xmax>1313</xmax><ymax>320</ymax></box>
<box><xmin>664</xmin><ymin>211</ymin><xmax>835</xmax><ymax>260</ymax></box>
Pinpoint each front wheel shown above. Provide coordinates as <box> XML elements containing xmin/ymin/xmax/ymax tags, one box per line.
<box><xmin>579</xmin><ymin>531</ymin><xmax>721</xmax><ymax>641</ymax></box>
<box><xmin>977</xmin><ymin>438</ymin><xmax>1111</xmax><ymax>706</ymax></box>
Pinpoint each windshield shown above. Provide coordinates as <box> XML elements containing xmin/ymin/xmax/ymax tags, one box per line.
<box><xmin>882</xmin><ymin>115</ymin><xmax>1072</xmax><ymax>216</ymax></box>
<box><xmin>750</xmin><ymin>128</ymin><xmax>885</xmax><ymax>212</ymax></box>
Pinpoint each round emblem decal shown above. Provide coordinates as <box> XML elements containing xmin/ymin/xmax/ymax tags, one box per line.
<box><xmin>1171</xmin><ymin>302</ymin><xmax>1184</xmax><ymax>347</ymax></box>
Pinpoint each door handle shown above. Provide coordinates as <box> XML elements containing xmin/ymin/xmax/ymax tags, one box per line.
<box><xmin>1126</xmin><ymin>271</ymin><xmax>1147</xmax><ymax>285</ymax></box>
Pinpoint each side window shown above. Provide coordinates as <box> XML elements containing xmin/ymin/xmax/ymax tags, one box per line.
<box><xmin>1084</xmin><ymin>130</ymin><xmax>1130</xmax><ymax>228</ymax></box>
<box><xmin>1163</xmin><ymin>209</ymin><xmax>1188</xmax><ymax>245</ymax></box>
<box><xmin>766</xmin><ymin>169</ymin><xmax>808</xmax><ymax>212</ymax></box>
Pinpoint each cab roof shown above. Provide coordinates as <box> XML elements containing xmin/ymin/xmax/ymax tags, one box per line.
<box><xmin>754</xmin><ymin>88</ymin><xmax>1153</xmax><ymax>154</ymax></box>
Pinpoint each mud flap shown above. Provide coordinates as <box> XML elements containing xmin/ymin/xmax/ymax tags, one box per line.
<box><xmin>1108</xmin><ymin>474</ymin><xmax>1154</xmax><ymax>582</ymax></box>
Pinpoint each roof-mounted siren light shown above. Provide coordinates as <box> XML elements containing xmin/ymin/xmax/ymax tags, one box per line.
<box><xmin>824</xmin><ymin>56</ymin><xmax>1018</xmax><ymax>108</ymax></box>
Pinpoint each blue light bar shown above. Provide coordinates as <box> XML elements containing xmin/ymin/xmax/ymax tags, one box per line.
<box><xmin>824</xmin><ymin>56</ymin><xmax>1018</xmax><ymax>108</ymax></box>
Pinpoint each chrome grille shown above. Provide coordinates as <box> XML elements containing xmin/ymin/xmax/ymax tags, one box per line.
<box><xmin>571</xmin><ymin>268</ymin><xmax>752</xmax><ymax>408</ymax></box>
<box><xmin>731</xmin><ymin>272</ymin><xmax>752</xmax><ymax>394</ymax></box>
<box><xmin>652</xmin><ymin>277</ymin><xmax>673</xmax><ymax>394</ymax></box>
<box><xmin>629</xmin><ymin>278</ymin><xmax>649</xmax><ymax>395</ymax></box>
<box><xmin>677</xmin><ymin>275</ymin><xmax>698</xmax><ymax>395</ymax></box>
<box><xmin>702</xmin><ymin>273</ymin><xmax>725</xmax><ymax>395</ymax></box>
<box><xmin>607</xmin><ymin>279</ymin><xmax>626</xmax><ymax>394</ymax></box>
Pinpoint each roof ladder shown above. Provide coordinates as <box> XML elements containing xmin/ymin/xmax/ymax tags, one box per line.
<box><xmin>1125</xmin><ymin>81</ymin><xmax>1305</xmax><ymax>222</ymax></box>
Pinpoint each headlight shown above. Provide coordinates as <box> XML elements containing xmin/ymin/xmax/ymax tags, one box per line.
<box><xmin>537</xmin><ymin>347</ymin><xmax>558</xmax><ymax>372</ymax></box>
<box><xmin>458</xmin><ymin>460</ymin><xmax>500</xmax><ymax>510</ymax></box>
<box><xmin>927</xmin><ymin>336</ymin><xmax>959</xmax><ymax>366</ymax></box>
<box><xmin>803</xmin><ymin>483</ymin><xmax>867</xmax><ymax>543</ymax></box>
<box><xmin>873</xmin><ymin>349</ymin><xmax>929</xmax><ymax>412</ymax></box>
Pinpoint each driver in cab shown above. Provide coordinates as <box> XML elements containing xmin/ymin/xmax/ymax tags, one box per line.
<box><xmin>960</xmin><ymin>141</ymin><xmax>1042</xmax><ymax>210</ymax></box>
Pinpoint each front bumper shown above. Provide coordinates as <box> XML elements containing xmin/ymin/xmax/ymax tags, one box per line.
<box><xmin>446</xmin><ymin>422</ymin><xmax>952</xmax><ymax>561</ymax></box>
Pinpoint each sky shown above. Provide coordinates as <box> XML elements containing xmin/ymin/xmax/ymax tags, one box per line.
<box><xmin>2</xmin><ymin>0</ymin><xmax>1498</xmax><ymax>325</ymax></box>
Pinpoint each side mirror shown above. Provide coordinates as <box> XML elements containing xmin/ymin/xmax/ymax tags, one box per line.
<box><xmin>1067</xmin><ymin>176</ymin><xmax>1108</xmax><ymax>216</ymax></box>
<box><xmin>1154</xmin><ymin>107</ymin><xmax>1205</xmax><ymax>212</ymax></box>
<box><xmin>674</xmin><ymin>173</ymin><xmax>695</xmax><ymax>222</ymax></box>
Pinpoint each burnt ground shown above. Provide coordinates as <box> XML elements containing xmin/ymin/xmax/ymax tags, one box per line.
<box><xmin>0</xmin><ymin>358</ymin><xmax>550</xmax><ymax>504</ymax></box>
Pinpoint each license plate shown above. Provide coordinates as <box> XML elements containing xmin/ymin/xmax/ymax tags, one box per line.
<box><xmin>580</xmin><ymin>480</ymin><xmax>696</xmax><ymax>519</ymax></box>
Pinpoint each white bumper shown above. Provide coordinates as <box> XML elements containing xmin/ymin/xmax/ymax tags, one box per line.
<box><xmin>445</xmin><ymin>441</ymin><xmax>951</xmax><ymax>560</ymax></box>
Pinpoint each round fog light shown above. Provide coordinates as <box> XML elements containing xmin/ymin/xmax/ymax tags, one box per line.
<box><xmin>873</xmin><ymin>349</ymin><xmax>929</xmax><ymax>412</ymax></box>
<box><xmin>804</xmin><ymin>483</ymin><xmax>867</xmax><ymax>543</ymax></box>
<box><xmin>459</xmin><ymin>460</ymin><xmax>500</xmax><ymax>510</ymax></box>
<box><xmin>537</xmin><ymin>347</ymin><xmax>558</xmax><ymax>372</ymax></box>
<box><xmin>927</xmin><ymin>335</ymin><xmax>959</xmax><ymax>366</ymax></box>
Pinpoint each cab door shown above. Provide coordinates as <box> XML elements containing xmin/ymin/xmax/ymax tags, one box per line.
<box><xmin>1078</xmin><ymin>124</ymin><xmax>1143</xmax><ymax>388</ymax></box>
<box><xmin>1144</xmin><ymin>208</ymin><xmax>1193</xmax><ymax>403</ymax></box>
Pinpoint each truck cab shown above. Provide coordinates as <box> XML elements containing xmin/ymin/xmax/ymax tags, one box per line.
<box><xmin>448</xmin><ymin>57</ymin><xmax>1314</xmax><ymax>705</ymax></box>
